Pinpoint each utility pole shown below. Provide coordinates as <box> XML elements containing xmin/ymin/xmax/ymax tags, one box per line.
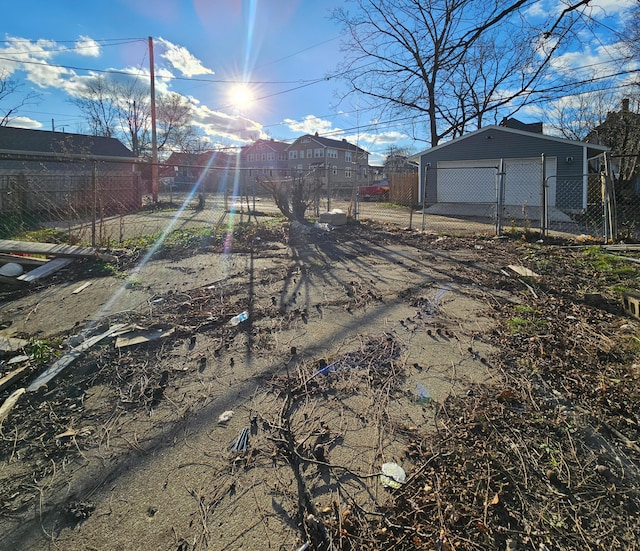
<box><xmin>149</xmin><ymin>36</ymin><xmax>158</xmax><ymax>202</ymax></box>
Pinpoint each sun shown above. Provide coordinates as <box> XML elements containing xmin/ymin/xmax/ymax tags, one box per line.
<box><xmin>229</xmin><ymin>83</ymin><xmax>254</xmax><ymax>110</ymax></box>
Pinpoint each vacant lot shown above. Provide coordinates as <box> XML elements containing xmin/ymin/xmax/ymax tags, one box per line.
<box><xmin>0</xmin><ymin>220</ymin><xmax>638</xmax><ymax>550</ymax></box>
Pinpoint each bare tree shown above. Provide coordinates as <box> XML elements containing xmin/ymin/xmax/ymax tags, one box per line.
<box><xmin>72</xmin><ymin>77</ymin><xmax>200</xmax><ymax>158</ymax></box>
<box><xmin>545</xmin><ymin>90</ymin><xmax>619</xmax><ymax>141</ymax></box>
<box><xmin>71</xmin><ymin>76</ymin><xmax>120</xmax><ymax>137</ymax></box>
<box><xmin>257</xmin><ymin>173</ymin><xmax>319</xmax><ymax>222</ymax></box>
<box><xmin>156</xmin><ymin>92</ymin><xmax>201</xmax><ymax>154</ymax></box>
<box><xmin>0</xmin><ymin>69</ymin><xmax>41</xmax><ymax>126</ymax></box>
<box><xmin>332</xmin><ymin>0</ymin><xmax>593</xmax><ymax>146</ymax></box>
<box><xmin>116</xmin><ymin>81</ymin><xmax>151</xmax><ymax>157</ymax></box>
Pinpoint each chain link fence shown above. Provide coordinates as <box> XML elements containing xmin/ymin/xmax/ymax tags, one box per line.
<box><xmin>1</xmin><ymin>153</ymin><xmax>639</xmax><ymax>248</ymax></box>
<box><xmin>356</xmin><ymin>156</ymin><xmax>640</xmax><ymax>242</ymax></box>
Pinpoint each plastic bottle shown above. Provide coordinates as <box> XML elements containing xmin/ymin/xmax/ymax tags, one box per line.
<box><xmin>230</xmin><ymin>311</ymin><xmax>249</xmax><ymax>326</ymax></box>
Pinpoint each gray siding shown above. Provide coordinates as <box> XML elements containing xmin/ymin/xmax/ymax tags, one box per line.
<box><xmin>419</xmin><ymin>127</ymin><xmax>588</xmax><ymax>209</ymax></box>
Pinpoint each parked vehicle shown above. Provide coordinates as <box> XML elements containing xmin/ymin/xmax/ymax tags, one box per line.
<box><xmin>358</xmin><ymin>180</ymin><xmax>390</xmax><ymax>201</ymax></box>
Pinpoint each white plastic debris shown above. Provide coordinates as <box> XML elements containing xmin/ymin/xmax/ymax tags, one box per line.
<box><xmin>0</xmin><ymin>262</ymin><xmax>24</xmax><ymax>277</ymax></box>
<box><xmin>380</xmin><ymin>462</ymin><xmax>406</xmax><ymax>489</ymax></box>
<box><xmin>218</xmin><ymin>410</ymin><xmax>234</xmax><ymax>423</ymax></box>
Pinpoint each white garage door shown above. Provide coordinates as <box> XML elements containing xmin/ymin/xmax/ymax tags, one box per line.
<box><xmin>437</xmin><ymin>158</ymin><xmax>557</xmax><ymax>207</ymax></box>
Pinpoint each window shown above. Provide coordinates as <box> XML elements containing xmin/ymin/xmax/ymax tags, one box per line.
<box><xmin>332</xmin><ymin>165</ymin><xmax>337</xmax><ymax>175</ymax></box>
<box><xmin>261</xmin><ymin>153</ymin><xmax>266</xmax><ymax>161</ymax></box>
<box><xmin>302</xmin><ymin>137</ymin><xmax>310</xmax><ymax>143</ymax></box>
<box><xmin>345</xmin><ymin>167</ymin><xmax>352</xmax><ymax>178</ymax></box>
<box><xmin>314</xmin><ymin>148</ymin><xmax>324</xmax><ymax>158</ymax></box>
<box><xmin>307</xmin><ymin>149</ymin><xmax>313</xmax><ymax>158</ymax></box>
<box><xmin>289</xmin><ymin>150</ymin><xmax>298</xmax><ymax>159</ymax></box>
<box><xmin>267</xmin><ymin>152</ymin><xmax>274</xmax><ymax>161</ymax></box>
<box><xmin>327</xmin><ymin>149</ymin><xmax>337</xmax><ymax>158</ymax></box>
<box><xmin>300</xmin><ymin>150</ymin><xmax>304</xmax><ymax>159</ymax></box>
<box><xmin>345</xmin><ymin>151</ymin><xmax>352</xmax><ymax>162</ymax></box>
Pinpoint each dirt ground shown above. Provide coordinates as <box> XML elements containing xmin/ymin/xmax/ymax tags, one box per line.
<box><xmin>0</xmin><ymin>221</ymin><xmax>639</xmax><ymax>550</ymax></box>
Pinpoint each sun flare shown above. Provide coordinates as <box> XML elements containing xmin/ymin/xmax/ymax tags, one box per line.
<box><xmin>229</xmin><ymin>83</ymin><xmax>254</xmax><ymax>110</ymax></box>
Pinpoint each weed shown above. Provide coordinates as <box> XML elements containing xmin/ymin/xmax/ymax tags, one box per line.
<box><xmin>26</xmin><ymin>338</ymin><xmax>60</xmax><ymax>364</ymax></box>
<box><xmin>506</xmin><ymin>314</ymin><xmax>547</xmax><ymax>335</ymax></box>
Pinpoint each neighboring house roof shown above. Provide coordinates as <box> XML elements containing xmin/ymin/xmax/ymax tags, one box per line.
<box><xmin>0</xmin><ymin>126</ymin><xmax>134</xmax><ymax>158</ymax></box>
<box><xmin>164</xmin><ymin>150</ymin><xmax>234</xmax><ymax>168</ymax></box>
<box><xmin>287</xmin><ymin>133</ymin><xmax>369</xmax><ymax>155</ymax></box>
<box><xmin>241</xmin><ymin>138</ymin><xmax>289</xmax><ymax>155</ymax></box>
<box><xmin>411</xmin><ymin>125</ymin><xmax>609</xmax><ymax>160</ymax></box>
<box><xmin>585</xmin><ymin>100</ymin><xmax>640</xmax><ymax>147</ymax></box>
<box><xmin>500</xmin><ymin>117</ymin><xmax>543</xmax><ymax>134</ymax></box>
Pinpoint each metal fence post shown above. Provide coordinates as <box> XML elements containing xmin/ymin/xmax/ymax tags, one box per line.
<box><xmin>495</xmin><ymin>159</ymin><xmax>505</xmax><ymax>236</ymax></box>
<box><xmin>540</xmin><ymin>153</ymin><xmax>547</xmax><ymax>237</ymax></box>
<box><xmin>602</xmin><ymin>151</ymin><xmax>617</xmax><ymax>243</ymax></box>
<box><xmin>91</xmin><ymin>161</ymin><xmax>97</xmax><ymax>248</ymax></box>
<box><xmin>421</xmin><ymin>164</ymin><xmax>429</xmax><ymax>232</ymax></box>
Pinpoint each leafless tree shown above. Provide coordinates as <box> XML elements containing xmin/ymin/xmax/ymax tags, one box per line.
<box><xmin>157</xmin><ymin>92</ymin><xmax>201</xmax><ymax>154</ymax></box>
<box><xmin>117</xmin><ymin>81</ymin><xmax>151</xmax><ymax>157</ymax></box>
<box><xmin>71</xmin><ymin>75</ymin><xmax>120</xmax><ymax>138</ymax></box>
<box><xmin>332</xmin><ymin>0</ymin><xmax>593</xmax><ymax>146</ymax></box>
<box><xmin>72</xmin><ymin>76</ymin><xmax>200</xmax><ymax>157</ymax></box>
<box><xmin>257</xmin><ymin>173</ymin><xmax>320</xmax><ymax>222</ymax></box>
<box><xmin>545</xmin><ymin>90</ymin><xmax>619</xmax><ymax>141</ymax></box>
<box><xmin>0</xmin><ymin>69</ymin><xmax>41</xmax><ymax>126</ymax></box>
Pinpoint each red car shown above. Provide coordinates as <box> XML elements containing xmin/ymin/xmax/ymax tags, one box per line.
<box><xmin>358</xmin><ymin>180</ymin><xmax>390</xmax><ymax>201</ymax></box>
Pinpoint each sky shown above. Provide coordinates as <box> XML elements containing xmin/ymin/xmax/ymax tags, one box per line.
<box><xmin>0</xmin><ymin>0</ymin><xmax>637</xmax><ymax>164</ymax></box>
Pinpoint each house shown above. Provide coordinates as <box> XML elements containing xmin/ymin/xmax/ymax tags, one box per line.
<box><xmin>411</xmin><ymin>125</ymin><xmax>609</xmax><ymax>220</ymax></box>
<box><xmin>0</xmin><ymin>126</ymin><xmax>139</xmax><ymax>217</ymax></box>
<box><xmin>240</xmin><ymin>139</ymin><xmax>289</xmax><ymax>194</ymax></box>
<box><xmin>285</xmin><ymin>133</ymin><xmax>370</xmax><ymax>198</ymax></box>
<box><xmin>163</xmin><ymin>150</ymin><xmax>235</xmax><ymax>193</ymax></box>
<box><xmin>586</xmin><ymin>98</ymin><xmax>640</xmax><ymax>194</ymax></box>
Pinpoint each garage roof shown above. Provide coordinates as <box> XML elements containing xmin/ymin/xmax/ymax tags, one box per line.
<box><xmin>411</xmin><ymin>125</ymin><xmax>610</xmax><ymax>161</ymax></box>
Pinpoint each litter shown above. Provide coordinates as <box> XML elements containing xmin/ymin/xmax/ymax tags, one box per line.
<box><xmin>227</xmin><ymin>427</ymin><xmax>250</xmax><ymax>453</ymax></box>
<box><xmin>313</xmin><ymin>221</ymin><xmax>333</xmax><ymax>232</ymax></box>
<box><xmin>230</xmin><ymin>311</ymin><xmax>249</xmax><ymax>326</ymax></box>
<box><xmin>415</xmin><ymin>383</ymin><xmax>432</xmax><ymax>404</ymax></box>
<box><xmin>114</xmin><ymin>325</ymin><xmax>175</xmax><ymax>348</ymax></box>
<box><xmin>415</xmin><ymin>285</ymin><xmax>450</xmax><ymax>318</ymax></box>
<box><xmin>218</xmin><ymin>410</ymin><xmax>234</xmax><ymax>424</ymax></box>
<box><xmin>380</xmin><ymin>462</ymin><xmax>406</xmax><ymax>489</ymax></box>
<box><xmin>0</xmin><ymin>262</ymin><xmax>24</xmax><ymax>277</ymax></box>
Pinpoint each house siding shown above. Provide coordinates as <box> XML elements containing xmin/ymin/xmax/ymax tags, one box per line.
<box><xmin>418</xmin><ymin>127</ymin><xmax>598</xmax><ymax>210</ymax></box>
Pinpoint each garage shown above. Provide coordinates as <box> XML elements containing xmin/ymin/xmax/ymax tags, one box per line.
<box><xmin>413</xmin><ymin>124</ymin><xmax>608</xmax><ymax>214</ymax></box>
<box><xmin>436</xmin><ymin>157</ymin><xmax>557</xmax><ymax>207</ymax></box>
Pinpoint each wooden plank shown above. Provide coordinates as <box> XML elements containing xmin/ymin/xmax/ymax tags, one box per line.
<box><xmin>0</xmin><ymin>388</ymin><xmax>26</xmax><ymax>426</ymax></box>
<box><xmin>26</xmin><ymin>323</ymin><xmax>126</xmax><ymax>392</ymax></box>
<box><xmin>115</xmin><ymin>326</ymin><xmax>175</xmax><ymax>348</ymax></box>
<box><xmin>507</xmin><ymin>264</ymin><xmax>541</xmax><ymax>280</ymax></box>
<box><xmin>0</xmin><ymin>365</ymin><xmax>30</xmax><ymax>393</ymax></box>
<box><xmin>0</xmin><ymin>335</ymin><xmax>28</xmax><ymax>353</ymax></box>
<box><xmin>72</xmin><ymin>281</ymin><xmax>92</xmax><ymax>294</ymax></box>
<box><xmin>0</xmin><ymin>253</ymin><xmax>48</xmax><ymax>266</ymax></box>
<box><xmin>0</xmin><ymin>240</ymin><xmax>116</xmax><ymax>262</ymax></box>
<box><xmin>16</xmin><ymin>257</ymin><xmax>74</xmax><ymax>284</ymax></box>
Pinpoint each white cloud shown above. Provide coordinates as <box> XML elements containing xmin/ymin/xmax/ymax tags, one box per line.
<box><xmin>5</xmin><ymin>116</ymin><xmax>42</xmax><ymax>129</ymax></box>
<box><xmin>156</xmin><ymin>38</ymin><xmax>214</xmax><ymax>77</ymax></box>
<box><xmin>527</xmin><ymin>0</ymin><xmax>635</xmax><ymax>20</ymax></box>
<box><xmin>358</xmin><ymin>130</ymin><xmax>409</xmax><ymax>146</ymax></box>
<box><xmin>284</xmin><ymin>115</ymin><xmax>335</xmax><ymax>135</ymax></box>
<box><xmin>75</xmin><ymin>36</ymin><xmax>100</xmax><ymax>57</ymax></box>
<box><xmin>0</xmin><ymin>36</ymin><xmax>58</xmax><ymax>77</ymax></box>
<box><xmin>192</xmin><ymin>103</ymin><xmax>266</xmax><ymax>143</ymax></box>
